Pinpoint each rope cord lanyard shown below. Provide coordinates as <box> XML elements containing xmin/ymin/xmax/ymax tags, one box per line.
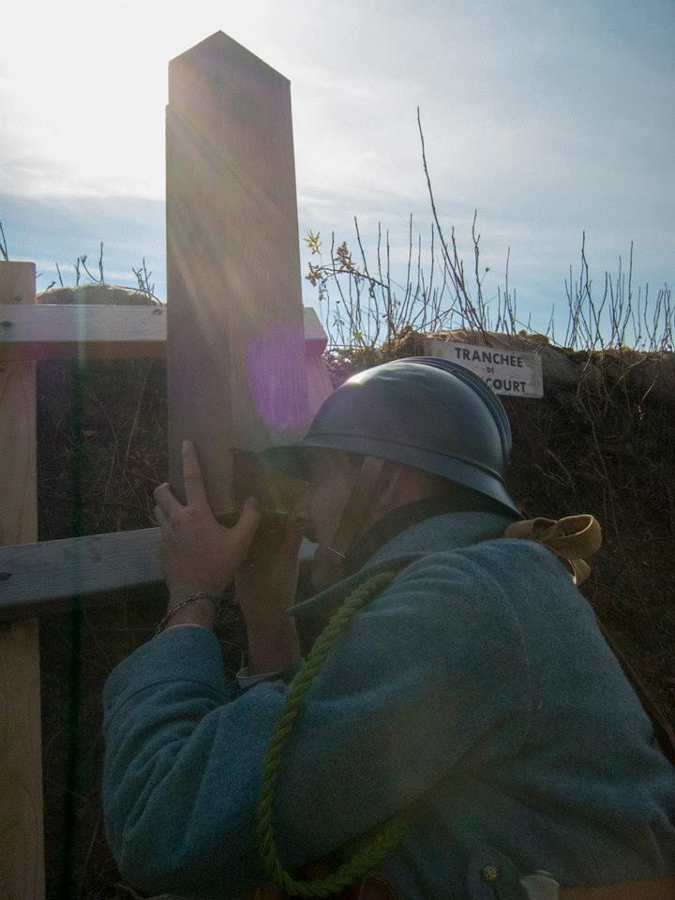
<box><xmin>256</xmin><ymin>570</ymin><xmax>407</xmax><ymax>898</ymax></box>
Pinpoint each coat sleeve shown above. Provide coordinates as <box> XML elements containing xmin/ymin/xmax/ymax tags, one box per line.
<box><xmin>102</xmin><ymin>542</ymin><xmax>538</xmax><ymax>898</ymax></box>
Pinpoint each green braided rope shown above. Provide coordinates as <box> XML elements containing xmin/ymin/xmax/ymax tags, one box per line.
<box><xmin>256</xmin><ymin>570</ymin><xmax>407</xmax><ymax>897</ymax></box>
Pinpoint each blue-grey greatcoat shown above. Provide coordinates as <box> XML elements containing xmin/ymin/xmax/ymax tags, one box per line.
<box><xmin>102</xmin><ymin>512</ymin><xmax>675</xmax><ymax>899</ymax></box>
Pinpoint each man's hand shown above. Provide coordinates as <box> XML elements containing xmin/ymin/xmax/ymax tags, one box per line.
<box><xmin>153</xmin><ymin>441</ymin><xmax>262</xmax><ymax>604</ymax></box>
<box><xmin>236</xmin><ymin>517</ymin><xmax>302</xmax><ymax>622</ymax></box>
<box><xmin>235</xmin><ymin>513</ymin><xmax>303</xmax><ymax>674</ymax></box>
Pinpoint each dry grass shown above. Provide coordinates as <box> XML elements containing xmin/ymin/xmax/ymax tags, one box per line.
<box><xmin>305</xmin><ymin>114</ymin><xmax>672</xmax><ymax>357</ymax></box>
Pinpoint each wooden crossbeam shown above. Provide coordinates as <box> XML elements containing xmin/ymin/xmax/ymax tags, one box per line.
<box><xmin>0</xmin><ymin>304</ymin><xmax>166</xmax><ymax>361</ymax></box>
<box><xmin>0</xmin><ymin>529</ymin><xmax>163</xmax><ymax>620</ymax></box>
<box><xmin>0</xmin><ymin>304</ymin><xmax>326</xmax><ymax>362</ymax></box>
<box><xmin>0</xmin><ymin>530</ymin><xmax>316</xmax><ymax>622</ymax></box>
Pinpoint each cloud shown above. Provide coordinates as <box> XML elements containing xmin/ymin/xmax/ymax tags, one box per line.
<box><xmin>1</xmin><ymin>0</ymin><xmax>672</xmax><ymax>339</ymax></box>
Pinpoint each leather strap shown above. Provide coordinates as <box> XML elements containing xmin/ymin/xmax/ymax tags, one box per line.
<box><xmin>341</xmin><ymin>872</ymin><xmax>399</xmax><ymax>900</ymax></box>
<box><xmin>242</xmin><ymin>871</ymin><xmax>399</xmax><ymax>900</ymax></box>
<box><xmin>560</xmin><ymin>873</ymin><xmax>675</xmax><ymax>899</ymax></box>
<box><xmin>504</xmin><ymin>514</ymin><xmax>602</xmax><ymax>585</ymax></box>
<box><xmin>244</xmin><ymin>872</ymin><xmax>675</xmax><ymax>900</ymax></box>
<box><xmin>329</xmin><ymin>457</ymin><xmax>386</xmax><ymax>561</ymax></box>
<box><xmin>310</xmin><ymin>457</ymin><xmax>386</xmax><ymax>590</ymax></box>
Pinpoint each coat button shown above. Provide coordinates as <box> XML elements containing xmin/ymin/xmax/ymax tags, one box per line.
<box><xmin>482</xmin><ymin>864</ymin><xmax>500</xmax><ymax>883</ymax></box>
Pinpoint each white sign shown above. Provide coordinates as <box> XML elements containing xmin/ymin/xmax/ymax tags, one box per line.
<box><xmin>427</xmin><ymin>339</ymin><xmax>544</xmax><ymax>398</ymax></box>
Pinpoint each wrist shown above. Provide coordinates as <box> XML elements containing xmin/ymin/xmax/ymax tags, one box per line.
<box><xmin>156</xmin><ymin>590</ymin><xmax>225</xmax><ymax>634</ymax></box>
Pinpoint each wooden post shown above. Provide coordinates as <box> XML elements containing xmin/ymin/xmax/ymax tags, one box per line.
<box><xmin>166</xmin><ymin>32</ymin><xmax>310</xmax><ymax>514</ymax></box>
<box><xmin>303</xmin><ymin>307</ymin><xmax>333</xmax><ymax>417</ymax></box>
<box><xmin>0</xmin><ymin>261</ymin><xmax>44</xmax><ymax>899</ymax></box>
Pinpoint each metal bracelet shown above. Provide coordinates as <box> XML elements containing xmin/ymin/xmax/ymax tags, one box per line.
<box><xmin>155</xmin><ymin>591</ymin><xmax>224</xmax><ymax>635</ymax></box>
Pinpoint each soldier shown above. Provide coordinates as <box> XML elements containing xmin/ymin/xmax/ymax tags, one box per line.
<box><xmin>103</xmin><ymin>358</ymin><xmax>675</xmax><ymax>899</ymax></box>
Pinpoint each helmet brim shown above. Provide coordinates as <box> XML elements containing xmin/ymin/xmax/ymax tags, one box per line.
<box><xmin>261</xmin><ymin>437</ymin><xmax>521</xmax><ymax>517</ymax></box>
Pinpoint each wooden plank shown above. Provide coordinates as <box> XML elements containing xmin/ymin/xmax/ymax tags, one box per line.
<box><xmin>0</xmin><ymin>304</ymin><xmax>166</xmax><ymax>361</ymax></box>
<box><xmin>0</xmin><ymin>529</ymin><xmax>164</xmax><ymax>620</ymax></box>
<box><xmin>166</xmin><ymin>32</ymin><xmax>310</xmax><ymax>514</ymax></box>
<box><xmin>0</xmin><ymin>529</ymin><xmax>316</xmax><ymax>621</ymax></box>
<box><xmin>0</xmin><ymin>304</ymin><xmax>326</xmax><ymax>365</ymax></box>
<box><xmin>303</xmin><ymin>307</ymin><xmax>333</xmax><ymax>418</ymax></box>
<box><xmin>302</xmin><ymin>306</ymin><xmax>328</xmax><ymax>355</ymax></box>
<box><xmin>0</xmin><ymin>261</ymin><xmax>44</xmax><ymax>899</ymax></box>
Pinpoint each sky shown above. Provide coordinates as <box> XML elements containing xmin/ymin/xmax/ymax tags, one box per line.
<box><xmin>1</xmin><ymin>0</ymin><xmax>673</xmax><ymax>342</ymax></box>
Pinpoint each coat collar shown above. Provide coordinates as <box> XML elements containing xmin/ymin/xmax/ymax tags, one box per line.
<box><xmin>289</xmin><ymin>511</ymin><xmax>515</xmax><ymax>649</ymax></box>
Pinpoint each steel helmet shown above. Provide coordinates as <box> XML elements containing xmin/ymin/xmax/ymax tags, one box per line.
<box><xmin>264</xmin><ymin>356</ymin><xmax>520</xmax><ymax>516</ymax></box>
